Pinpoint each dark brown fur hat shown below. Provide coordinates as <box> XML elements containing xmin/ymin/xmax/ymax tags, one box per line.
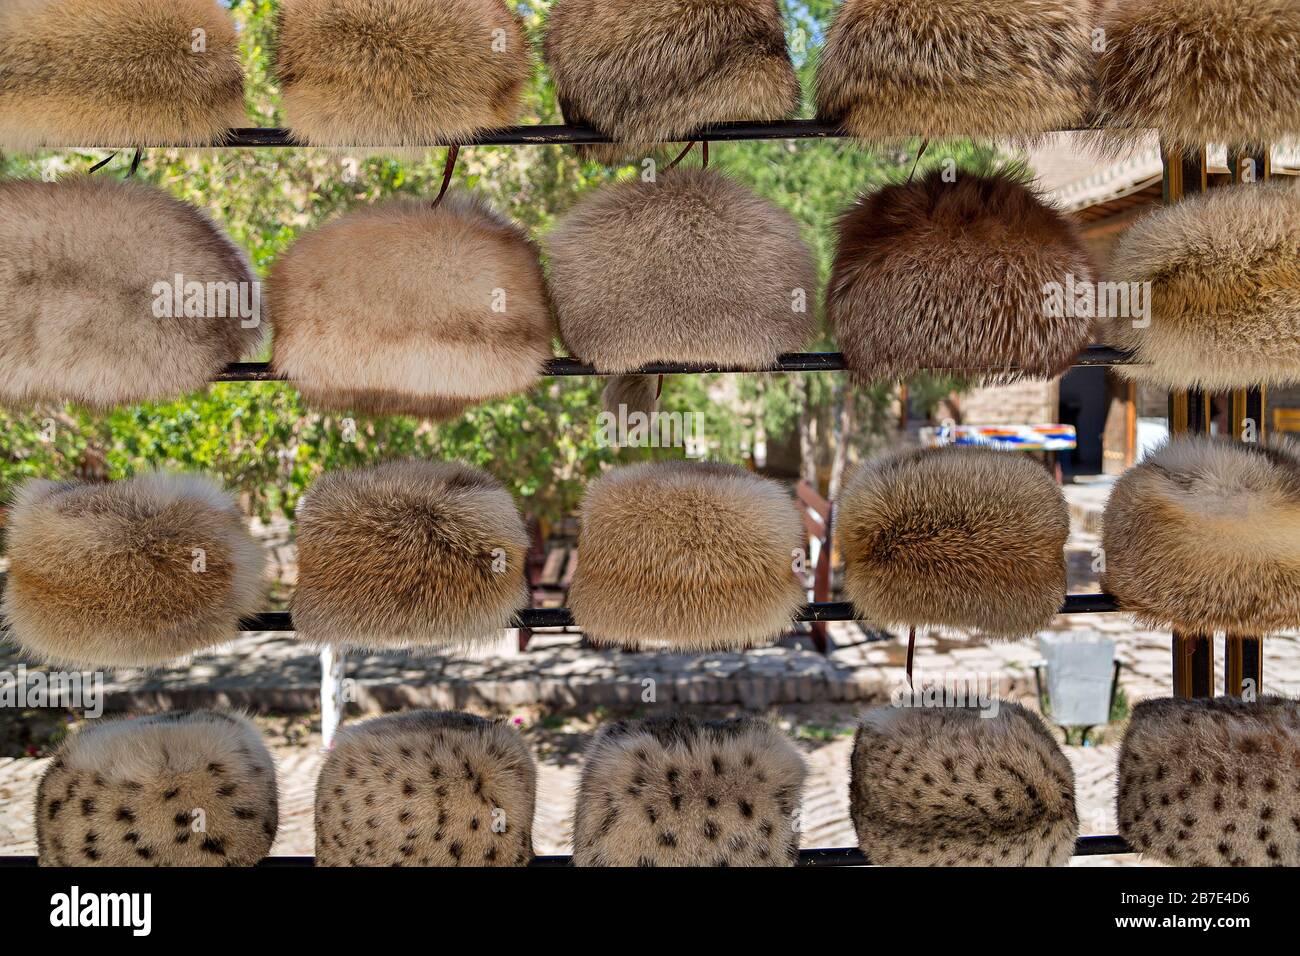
<box><xmin>37</xmin><ymin>711</ymin><xmax>278</xmax><ymax>866</ymax></box>
<box><xmin>315</xmin><ymin>711</ymin><xmax>536</xmax><ymax>866</ymax></box>
<box><xmin>290</xmin><ymin>460</ymin><xmax>529</xmax><ymax>650</ymax></box>
<box><xmin>1101</xmin><ymin>437</ymin><xmax>1300</xmax><ymax>635</ymax></box>
<box><xmin>837</xmin><ymin>446</ymin><xmax>1070</xmax><ymax>639</ymax></box>
<box><xmin>1110</xmin><ymin>180</ymin><xmax>1300</xmax><ymax>391</ymax></box>
<box><xmin>568</xmin><ymin>461</ymin><xmax>806</xmax><ymax>650</ymax></box>
<box><xmin>274</xmin><ymin>0</ymin><xmax>531</xmax><ymax>146</ymax></box>
<box><xmin>0</xmin><ymin>0</ymin><xmax>246</xmax><ymax>149</ymax></box>
<box><xmin>2</xmin><ymin>473</ymin><xmax>267</xmax><ymax>668</ymax></box>
<box><xmin>572</xmin><ymin>716</ymin><xmax>806</xmax><ymax>866</ymax></box>
<box><xmin>269</xmin><ymin>192</ymin><xmax>554</xmax><ymax>419</ymax></box>
<box><xmin>814</xmin><ymin>0</ymin><xmax>1094</xmax><ymax>143</ymax></box>
<box><xmin>0</xmin><ymin>177</ymin><xmax>263</xmax><ymax>409</ymax></box>
<box><xmin>829</xmin><ymin>168</ymin><xmax>1095</xmax><ymax>384</ymax></box>
<box><xmin>1094</xmin><ymin>0</ymin><xmax>1300</xmax><ymax>155</ymax></box>
<box><xmin>850</xmin><ymin>702</ymin><xmax>1078</xmax><ymax>866</ymax></box>
<box><xmin>1117</xmin><ymin>696</ymin><xmax>1300</xmax><ymax>866</ymax></box>
<box><xmin>543</xmin><ymin>0</ymin><xmax>800</xmax><ymax>164</ymax></box>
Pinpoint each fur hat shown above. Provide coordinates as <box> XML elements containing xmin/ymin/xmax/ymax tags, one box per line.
<box><xmin>573</xmin><ymin>716</ymin><xmax>806</xmax><ymax>867</ymax></box>
<box><xmin>1102</xmin><ymin>437</ymin><xmax>1300</xmax><ymax>635</ymax></box>
<box><xmin>2</xmin><ymin>473</ymin><xmax>266</xmax><ymax>668</ymax></box>
<box><xmin>274</xmin><ymin>0</ymin><xmax>531</xmax><ymax>146</ymax></box>
<box><xmin>1110</xmin><ymin>180</ymin><xmax>1300</xmax><ymax>391</ymax></box>
<box><xmin>568</xmin><ymin>461</ymin><xmax>806</xmax><ymax>650</ymax></box>
<box><xmin>315</xmin><ymin>711</ymin><xmax>536</xmax><ymax>866</ymax></box>
<box><xmin>291</xmin><ymin>460</ymin><xmax>529</xmax><ymax>650</ymax></box>
<box><xmin>547</xmin><ymin>169</ymin><xmax>815</xmax><ymax>412</ymax></box>
<box><xmin>850</xmin><ymin>702</ymin><xmax>1078</xmax><ymax>866</ymax></box>
<box><xmin>0</xmin><ymin>0</ymin><xmax>245</xmax><ymax>150</ymax></box>
<box><xmin>543</xmin><ymin>0</ymin><xmax>800</xmax><ymax>164</ymax></box>
<box><xmin>814</xmin><ymin>0</ymin><xmax>1093</xmax><ymax>143</ymax></box>
<box><xmin>36</xmin><ymin>711</ymin><xmax>278</xmax><ymax>866</ymax></box>
<box><xmin>829</xmin><ymin>168</ymin><xmax>1095</xmax><ymax>384</ymax></box>
<box><xmin>0</xmin><ymin>177</ymin><xmax>263</xmax><ymax>409</ymax></box>
<box><xmin>1118</xmin><ymin>696</ymin><xmax>1300</xmax><ymax>866</ymax></box>
<box><xmin>269</xmin><ymin>193</ymin><xmax>553</xmax><ymax>419</ymax></box>
<box><xmin>1094</xmin><ymin>0</ymin><xmax>1300</xmax><ymax>155</ymax></box>
<box><xmin>838</xmin><ymin>446</ymin><xmax>1070</xmax><ymax>639</ymax></box>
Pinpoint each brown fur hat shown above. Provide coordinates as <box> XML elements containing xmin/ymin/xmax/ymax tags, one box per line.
<box><xmin>3</xmin><ymin>473</ymin><xmax>266</xmax><ymax>668</ymax></box>
<box><xmin>543</xmin><ymin>0</ymin><xmax>799</xmax><ymax>164</ymax></box>
<box><xmin>36</xmin><ymin>711</ymin><xmax>278</xmax><ymax>866</ymax></box>
<box><xmin>269</xmin><ymin>193</ymin><xmax>553</xmax><ymax>419</ymax></box>
<box><xmin>315</xmin><ymin>711</ymin><xmax>536</xmax><ymax>866</ymax></box>
<box><xmin>291</xmin><ymin>460</ymin><xmax>529</xmax><ymax>650</ymax></box>
<box><xmin>1118</xmin><ymin>696</ymin><xmax>1300</xmax><ymax>866</ymax></box>
<box><xmin>0</xmin><ymin>0</ymin><xmax>245</xmax><ymax>150</ymax></box>
<box><xmin>274</xmin><ymin>0</ymin><xmax>531</xmax><ymax>146</ymax></box>
<box><xmin>1094</xmin><ymin>0</ymin><xmax>1300</xmax><ymax>155</ymax></box>
<box><xmin>546</xmin><ymin>169</ymin><xmax>815</xmax><ymax>411</ymax></box>
<box><xmin>568</xmin><ymin>461</ymin><xmax>806</xmax><ymax>650</ymax></box>
<box><xmin>0</xmin><ymin>177</ymin><xmax>263</xmax><ymax>409</ymax></box>
<box><xmin>837</xmin><ymin>446</ymin><xmax>1070</xmax><ymax>639</ymax></box>
<box><xmin>814</xmin><ymin>0</ymin><xmax>1094</xmax><ymax>143</ymax></box>
<box><xmin>1102</xmin><ymin>437</ymin><xmax>1300</xmax><ymax>635</ymax></box>
<box><xmin>1110</xmin><ymin>180</ymin><xmax>1300</xmax><ymax>391</ymax></box>
<box><xmin>850</xmin><ymin>702</ymin><xmax>1078</xmax><ymax>866</ymax></box>
<box><xmin>572</xmin><ymin>716</ymin><xmax>806</xmax><ymax>867</ymax></box>
<box><xmin>829</xmin><ymin>168</ymin><xmax>1095</xmax><ymax>383</ymax></box>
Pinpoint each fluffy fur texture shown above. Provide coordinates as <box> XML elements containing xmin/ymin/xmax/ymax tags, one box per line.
<box><xmin>849</xmin><ymin>702</ymin><xmax>1078</xmax><ymax>866</ymax></box>
<box><xmin>815</xmin><ymin>0</ymin><xmax>1093</xmax><ymax>143</ymax></box>
<box><xmin>0</xmin><ymin>177</ymin><xmax>263</xmax><ymax>409</ymax></box>
<box><xmin>36</xmin><ymin>711</ymin><xmax>278</xmax><ymax>866</ymax></box>
<box><xmin>0</xmin><ymin>0</ymin><xmax>245</xmax><ymax>150</ymax></box>
<box><xmin>1118</xmin><ymin>696</ymin><xmax>1300</xmax><ymax>866</ymax></box>
<box><xmin>315</xmin><ymin>711</ymin><xmax>536</xmax><ymax>866</ymax></box>
<box><xmin>543</xmin><ymin>0</ymin><xmax>799</xmax><ymax>164</ymax></box>
<box><xmin>547</xmin><ymin>169</ymin><xmax>815</xmax><ymax>397</ymax></box>
<box><xmin>1102</xmin><ymin>437</ymin><xmax>1300</xmax><ymax>635</ymax></box>
<box><xmin>1110</xmin><ymin>180</ymin><xmax>1300</xmax><ymax>390</ymax></box>
<box><xmin>3</xmin><ymin>473</ymin><xmax>266</xmax><ymax>668</ymax></box>
<box><xmin>569</xmin><ymin>461</ymin><xmax>806</xmax><ymax>650</ymax></box>
<box><xmin>270</xmin><ymin>193</ymin><xmax>553</xmax><ymax>418</ymax></box>
<box><xmin>838</xmin><ymin>446</ymin><xmax>1070</xmax><ymax>638</ymax></box>
<box><xmin>830</xmin><ymin>169</ymin><xmax>1095</xmax><ymax>384</ymax></box>
<box><xmin>572</xmin><ymin>716</ymin><xmax>806</xmax><ymax>866</ymax></box>
<box><xmin>1094</xmin><ymin>0</ymin><xmax>1300</xmax><ymax>154</ymax></box>
<box><xmin>275</xmin><ymin>0</ymin><xmax>530</xmax><ymax>146</ymax></box>
<box><xmin>601</xmin><ymin>374</ymin><xmax>660</xmax><ymax>417</ymax></box>
<box><xmin>291</xmin><ymin>461</ymin><xmax>529</xmax><ymax>650</ymax></box>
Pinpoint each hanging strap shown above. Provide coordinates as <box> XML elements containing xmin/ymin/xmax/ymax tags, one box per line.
<box><xmin>432</xmin><ymin>144</ymin><xmax>460</xmax><ymax>207</ymax></box>
<box><xmin>906</xmin><ymin>139</ymin><xmax>930</xmax><ymax>184</ymax></box>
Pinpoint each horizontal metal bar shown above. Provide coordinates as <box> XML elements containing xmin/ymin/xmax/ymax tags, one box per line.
<box><xmin>215</xmin><ymin>346</ymin><xmax>1135</xmax><ymax>383</ymax></box>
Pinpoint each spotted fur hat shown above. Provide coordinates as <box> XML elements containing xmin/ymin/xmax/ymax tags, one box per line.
<box><xmin>3</xmin><ymin>473</ymin><xmax>266</xmax><ymax>668</ymax></box>
<box><xmin>315</xmin><ymin>711</ymin><xmax>536</xmax><ymax>866</ymax></box>
<box><xmin>0</xmin><ymin>177</ymin><xmax>263</xmax><ymax>409</ymax></box>
<box><xmin>837</xmin><ymin>446</ymin><xmax>1070</xmax><ymax>639</ymax></box>
<box><xmin>274</xmin><ymin>0</ymin><xmax>531</xmax><ymax>146</ymax></box>
<box><xmin>1102</xmin><ymin>437</ymin><xmax>1300</xmax><ymax>635</ymax></box>
<box><xmin>291</xmin><ymin>460</ymin><xmax>529</xmax><ymax>650</ymax></box>
<box><xmin>568</xmin><ymin>461</ymin><xmax>806</xmax><ymax>650</ymax></box>
<box><xmin>815</xmin><ymin>0</ymin><xmax>1093</xmax><ymax>143</ymax></box>
<box><xmin>0</xmin><ymin>0</ymin><xmax>245</xmax><ymax>150</ymax></box>
<box><xmin>830</xmin><ymin>169</ymin><xmax>1094</xmax><ymax>384</ymax></box>
<box><xmin>546</xmin><ymin>169</ymin><xmax>815</xmax><ymax>412</ymax></box>
<box><xmin>543</xmin><ymin>0</ymin><xmax>800</xmax><ymax>164</ymax></box>
<box><xmin>36</xmin><ymin>711</ymin><xmax>278</xmax><ymax>866</ymax></box>
<box><xmin>850</xmin><ymin>702</ymin><xmax>1078</xmax><ymax>866</ymax></box>
<box><xmin>1094</xmin><ymin>0</ymin><xmax>1300</xmax><ymax>155</ymax></box>
<box><xmin>1118</xmin><ymin>696</ymin><xmax>1300</xmax><ymax>866</ymax></box>
<box><xmin>573</xmin><ymin>716</ymin><xmax>806</xmax><ymax>867</ymax></box>
<box><xmin>269</xmin><ymin>193</ymin><xmax>554</xmax><ymax>419</ymax></box>
<box><xmin>1110</xmin><ymin>180</ymin><xmax>1300</xmax><ymax>391</ymax></box>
